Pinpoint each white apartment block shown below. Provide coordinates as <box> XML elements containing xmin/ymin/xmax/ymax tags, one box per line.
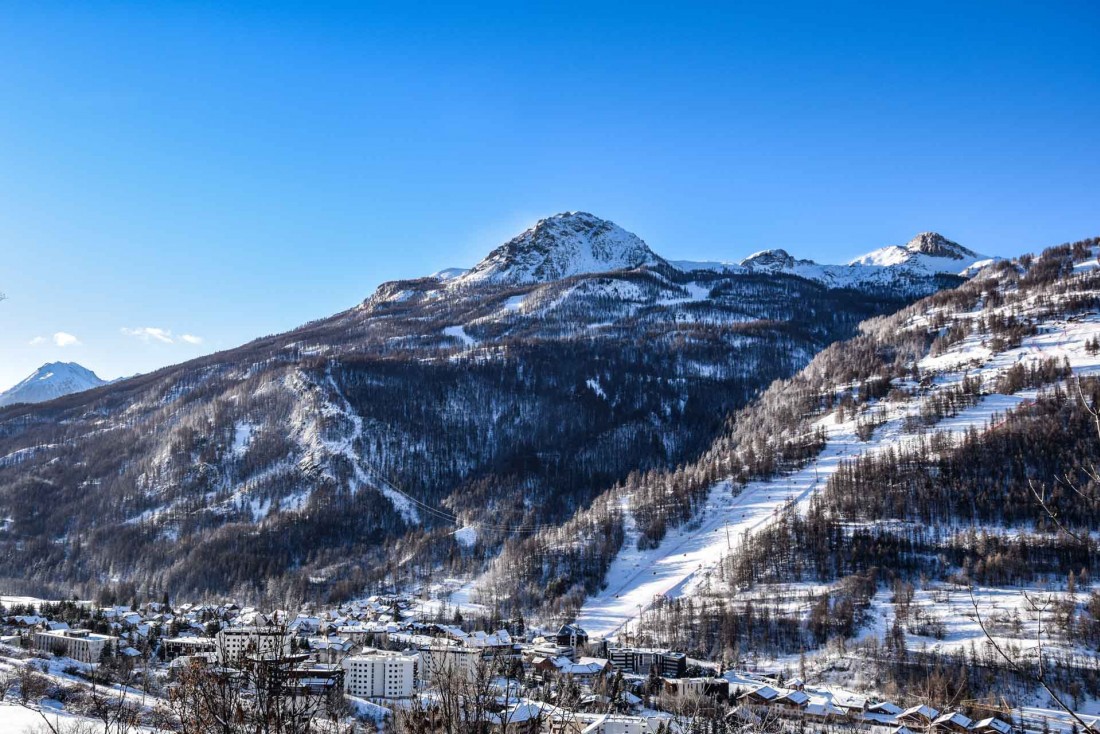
<box><xmin>33</xmin><ymin>629</ymin><xmax>117</xmax><ymax>664</ymax></box>
<box><xmin>418</xmin><ymin>645</ymin><xmax>493</xmax><ymax>685</ymax></box>
<box><xmin>215</xmin><ymin>626</ymin><xmax>292</xmax><ymax>663</ymax></box>
<box><xmin>342</xmin><ymin>650</ymin><xmax>416</xmax><ymax>699</ymax></box>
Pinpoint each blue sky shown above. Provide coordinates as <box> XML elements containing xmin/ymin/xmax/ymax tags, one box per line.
<box><xmin>1</xmin><ymin>1</ymin><xmax>1098</xmax><ymax>389</ymax></box>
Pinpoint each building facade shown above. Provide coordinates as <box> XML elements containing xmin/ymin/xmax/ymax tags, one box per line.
<box><xmin>342</xmin><ymin>650</ymin><xmax>416</xmax><ymax>699</ymax></box>
<box><xmin>33</xmin><ymin>629</ymin><xmax>118</xmax><ymax>664</ymax></box>
<box><xmin>215</xmin><ymin>626</ymin><xmax>293</xmax><ymax>663</ymax></box>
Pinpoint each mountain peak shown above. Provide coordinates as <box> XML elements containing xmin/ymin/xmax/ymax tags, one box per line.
<box><xmin>0</xmin><ymin>362</ymin><xmax>106</xmax><ymax>408</ymax></box>
<box><xmin>903</xmin><ymin>232</ymin><xmax>977</xmax><ymax>260</ymax></box>
<box><xmin>739</xmin><ymin>248</ymin><xmax>799</xmax><ymax>270</ymax></box>
<box><xmin>457</xmin><ymin>212</ymin><xmax>663</xmax><ymax>285</ymax></box>
<box><xmin>849</xmin><ymin>232</ymin><xmax>986</xmax><ymax>272</ymax></box>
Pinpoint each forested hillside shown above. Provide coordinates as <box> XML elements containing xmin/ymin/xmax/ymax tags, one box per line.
<box><xmin>0</xmin><ymin>214</ymin><xmax>946</xmax><ymax>604</ymax></box>
<box><xmin>492</xmin><ymin>235</ymin><xmax>1100</xmax><ymax>710</ymax></box>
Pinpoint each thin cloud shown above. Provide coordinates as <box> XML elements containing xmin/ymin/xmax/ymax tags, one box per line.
<box><xmin>120</xmin><ymin>327</ymin><xmax>203</xmax><ymax>345</ymax></box>
<box><xmin>121</xmin><ymin>326</ymin><xmax>175</xmax><ymax>344</ymax></box>
<box><xmin>28</xmin><ymin>336</ymin><xmax>47</xmax><ymax>346</ymax></box>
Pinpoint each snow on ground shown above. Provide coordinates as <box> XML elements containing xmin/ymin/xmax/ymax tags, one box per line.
<box><xmin>453</xmin><ymin>526</ymin><xmax>478</xmax><ymax>548</ymax></box>
<box><xmin>443</xmin><ymin>325</ymin><xmax>478</xmax><ymax>348</ymax></box>
<box><xmin>413</xmin><ymin>577</ymin><xmax>489</xmax><ymax>619</ymax></box>
<box><xmin>231</xmin><ymin>421</ymin><xmax>256</xmax><ymax>456</ymax></box>
<box><xmin>576</xmin><ymin>282</ymin><xmax>1100</xmax><ymax>640</ymax></box>
<box><xmin>501</xmin><ymin>294</ymin><xmax>526</xmax><ymax>312</ymax></box>
<box><xmin>0</xmin><ymin>702</ymin><xmax>76</xmax><ymax>734</ymax></box>
<box><xmin>576</xmin><ymin>421</ymin><xmax>862</xmax><ymax>639</ymax></box>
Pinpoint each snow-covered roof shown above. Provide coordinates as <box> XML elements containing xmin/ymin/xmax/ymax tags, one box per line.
<box><xmin>900</xmin><ymin>704</ymin><xmax>941</xmax><ymax>721</ymax></box>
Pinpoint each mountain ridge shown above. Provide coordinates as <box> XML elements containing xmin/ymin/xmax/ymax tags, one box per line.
<box><xmin>432</xmin><ymin>212</ymin><xmax>990</xmax><ymax>294</ymax></box>
<box><xmin>0</xmin><ymin>211</ymin><xmax>998</xmax><ymax>603</ymax></box>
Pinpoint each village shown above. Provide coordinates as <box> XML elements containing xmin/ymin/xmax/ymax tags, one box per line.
<box><xmin>0</xmin><ymin>592</ymin><xmax>1081</xmax><ymax>734</ymax></box>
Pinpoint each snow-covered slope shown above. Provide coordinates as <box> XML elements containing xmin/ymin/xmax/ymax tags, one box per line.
<box><xmin>574</xmin><ymin>241</ymin><xmax>1099</xmax><ymax>639</ymax></box>
<box><xmin>456</xmin><ymin>212</ymin><xmax>664</xmax><ymax>285</ymax></box>
<box><xmin>0</xmin><ymin>362</ymin><xmax>106</xmax><ymax>407</ymax></box>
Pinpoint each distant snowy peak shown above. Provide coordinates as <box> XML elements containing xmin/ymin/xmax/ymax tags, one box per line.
<box><xmin>0</xmin><ymin>362</ymin><xmax>107</xmax><ymax>408</ymax></box>
<box><xmin>456</xmin><ymin>212</ymin><xmax>664</xmax><ymax>285</ymax></box>
<box><xmin>849</xmin><ymin>231</ymin><xmax>984</xmax><ymax>271</ymax></box>
<box><xmin>739</xmin><ymin>248</ymin><xmax>809</xmax><ymax>271</ymax></box>
<box><xmin>676</xmin><ymin>232</ymin><xmax>992</xmax><ymax>292</ymax></box>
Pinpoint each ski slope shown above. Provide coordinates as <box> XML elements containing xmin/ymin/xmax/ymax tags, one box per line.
<box><xmin>575</xmin><ymin>296</ymin><xmax>1100</xmax><ymax>640</ymax></box>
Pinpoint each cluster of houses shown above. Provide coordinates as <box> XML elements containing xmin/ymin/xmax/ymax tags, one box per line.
<box><xmin>0</xmin><ymin>598</ymin><xmax>1041</xmax><ymax>733</ymax></box>
<box><xmin>729</xmin><ymin>678</ymin><xmax>1016</xmax><ymax>734</ymax></box>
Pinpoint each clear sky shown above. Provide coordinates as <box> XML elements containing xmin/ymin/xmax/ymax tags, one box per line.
<box><xmin>1</xmin><ymin>1</ymin><xmax>1098</xmax><ymax>390</ymax></box>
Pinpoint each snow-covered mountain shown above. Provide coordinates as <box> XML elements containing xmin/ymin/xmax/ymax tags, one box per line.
<box><xmin>849</xmin><ymin>230</ymin><xmax>987</xmax><ymax>270</ymax></box>
<box><xmin>0</xmin><ymin>211</ymin><xmax>993</xmax><ymax>601</ymax></box>
<box><xmin>439</xmin><ymin>213</ymin><xmax>988</xmax><ymax>295</ymax></box>
<box><xmin>0</xmin><ymin>362</ymin><xmax>106</xmax><ymax>407</ymax></box>
<box><xmin>673</xmin><ymin>231</ymin><xmax>992</xmax><ymax>292</ymax></box>
<box><xmin>455</xmin><ymin>211</ymin><xmax>665</xmax><ymax>285</ymax></box>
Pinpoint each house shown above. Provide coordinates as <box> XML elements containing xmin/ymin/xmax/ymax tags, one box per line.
<box><xmin>804</xmin><ymin>701</ymin><xmax>845</xmax><ymax>721</ymax></box>
<box><xmin>307</xmin><ymin>635</ymin><xmax>355</xmax><ymax>664</ymax></box>
<box><xmin>868</xmin><ymin>701</ymin><xmax>904</xmax><ymax>716</ymax></box>
<box><xmin>972</xmin><ymin>717</ymin><xmax>1013</xmax><ymax>734</ymax></box>
<box><xmin>831</xmin><ymin>690</ymin><xmax>870</xmax><ymax>715</ymax></box>
<box><xmin>933</xmin><ymin>711</ymin><xmax>973</xmax><ymax>733</ymax></box>
<box><xmin>898</xmin><ymin>704</ymin><xmax>941</xmax><ymax>728</ymax></box>
<box><xmin>487</xmin><ymin>702</ymin><xmax>544</xmax><ymax>733</ymax></box>
<box><xmin>738</xmin><ymin>685</ymin><xmax>781</xmax><ymax>707</ymax></box>
<box><xmin>775</xmin><ymin>689</ymin><xmax>810</xmax><ymax>709</ymax></box>
<box><xmin>557</xmin><ymin>657</ymin><xmax>612</xmax><ymax>682</ymax></box>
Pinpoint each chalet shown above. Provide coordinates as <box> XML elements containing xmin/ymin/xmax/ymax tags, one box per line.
<box><xmin>775</xmin><ymin>689</ymin><xmax>810</xmax><ymax>710</ymax></box>
<box><xmin>529</xmin><ymin>656</ymin><xmax>559</xmax><ymax>681</ymax></box>
<box><xmin>898</xmin><ymin>704</ymin><xmax>941</xmax><ymax>728</ymax></box>
<box><xmin>559</xmin><ymin>657</ymin><xmax>613</xmax><ymax>681</ymax></box>
<box><xmin>868</xmin><ymin>701</ymin><xmax>904</xmax><ymax>717</ymax></box>
<box><xmin>972</xmin><ymin>717</ymin><xmax>1013</xmax><ymax>734</ymax></box>
<box><xmin>933</xmin><ymin>711</ymin><xmax>973</xmax><ymax>733</ymax></box>
<box><xmin>738</xmin><ymin>685</ymin><xmax>781</xmax><ymax>707</ymax></box>
<box><xmin>831</xmin><ymin>690</ymin><xmax>870</xmax><ymax>715</ymax></box>
<box><xmin>487</xmin><ymin>701</ymin><xmax>544</xmax><ymax>733</ymax></box>
<box><xmin>804</xmin><ymin>701</ymin><xmax>845</xmax><ymax>722</ymax></box>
